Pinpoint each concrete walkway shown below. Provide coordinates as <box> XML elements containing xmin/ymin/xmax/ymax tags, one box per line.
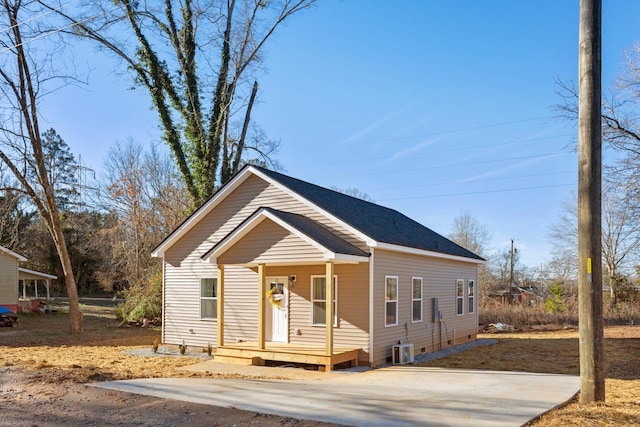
<box><xmin>91</xmin><ymin>365</ymin><xmax>579</xmax><ymax>426</ymax></box>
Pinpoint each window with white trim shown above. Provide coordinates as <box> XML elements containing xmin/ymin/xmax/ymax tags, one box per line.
<box><xmin>412</xmin><ymin>277</ymin><xmax>423</xmax><ymax>322</ymax></box>
<box><xmin>456</xmin><ymin>279</ymin><xmax>464</xmax><ymax>316</ymax></box>
<box><xmin>200</xmin><ymin>278</ymin><xmax>217</xmax><ymax>319</ymax></box>
<box><xmin>468</xmin><ymin>279</ymin><xmax>475</xmax><ymax>314</ymax></box>
<box><xmin>385</xmin><ymin>276</ymin><xmax>398</xmax><ymax>326</ymax></box>
<box><xmin>311</xmin><ymin>275</ymin><xmax>337</xmax><ymax>326</ymax></box>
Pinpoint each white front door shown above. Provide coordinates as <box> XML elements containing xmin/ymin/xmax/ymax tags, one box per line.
<box><xmin>266</xmin><ymin>277</ymin><xmax>288</xmax><ymax>343</ymax></box>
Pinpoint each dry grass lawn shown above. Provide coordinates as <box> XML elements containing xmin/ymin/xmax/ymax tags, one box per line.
<box><xmin>1</xmin><ymin>303</ymin><xmax>639</xmax><ymax>426</ymax></box>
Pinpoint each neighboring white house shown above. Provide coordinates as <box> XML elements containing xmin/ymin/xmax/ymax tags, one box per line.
<box><xmin>0</xmin><ymin>245</ymin><xmax>56</xmax><ymax>313</ymax></box>
<box><xmin>152</xmin><ymin>165</ymin><xmax>484</xmax><ymax>370</ymax></box>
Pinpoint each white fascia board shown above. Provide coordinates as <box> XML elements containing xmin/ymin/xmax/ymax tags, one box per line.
<box><xmin>202</xmin><ymin>208</ymin><xmax>371</xmax><ymax>265</ymax></box>
<box><xmin>368</xmin><ymin>247</ymin><xmax>375</xmax><ymax>365</ymax></box>
<box><xmin>242</xmin><ymin>259</ymin><xmax>364</xmax><ymax>268</ymax></box>
<box><xmin>251</xmin><ymin>168</ymin><xmax>377</xmax><ymax>247</ymax></box>
<box><xmin>0</xmin><ymin>245</ymin><xmax>27</xmax><ymax>262</ymax></box>
<box><xmin>201</xmin><ymin>210</ymin><xmax>269</xmax><ymax>263</ymax></box>
<box><xmin>263</xmin><ymin>210</ymin><xmax>335</xmax><ymax>255</ymax></box>
<box><xmin>202</xmin><ymin>208</ymin><xmax>334</xmax><ymax>263</ymax></box>
<box><xmin>18</xmin><ymin>267</ymin><xmax>57</xmax><ymax>280</ymax></box>
<box><xmin>331</xmin><ymin>253</ymin><xmax>370</xmax><ymax>263</ymax></box>
<box><xmin>151</xmin><ymin>167</ymin><xmax>255</xmax><ymax>258</ymax></box>
<box><xmin>375</xmin><ymin>242</ymin><xmax>486</xmax><ymax>264</ymax></box>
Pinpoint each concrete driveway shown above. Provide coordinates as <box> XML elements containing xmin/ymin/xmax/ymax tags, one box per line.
<box><xmin>92</xmin><ymin>364</ymin><xmax>579</xmax><ymax>426</ymax></box>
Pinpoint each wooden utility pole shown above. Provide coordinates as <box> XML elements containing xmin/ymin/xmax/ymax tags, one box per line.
<box><xmin>509</xmin><ymin>239</ymin><xmax>515</xmax><ymax>304</ymax></box>
<box><xmin>577</xmin><ymin>0</ymin><xmax>605</xmax><ymax>403</ymax></box>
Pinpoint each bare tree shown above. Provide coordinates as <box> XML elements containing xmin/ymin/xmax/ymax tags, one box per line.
<box><xmin>447</xmin><ymin>211</ymin><xmax>496</xmax><ymax>303</ymax></box>
<box><xmin>0</xmin><ymin>0</ymin><xmax>82</xmax><ymax>333</ymax></box>
<box><xmin>447</xmin><ymin>210</ymin><xmax>492</xmax><ymax>258</ymax></box>
<box><xmin>45</xmin><ymin>0</ymin><xmax>313</xmax><ymax>206</ymax></box>
<box><xmin>103</xmin><ymin>140</ymin><xmax>189</xmax><ymax>287</ymax></box>
<box><xmin>331</xmin><ymin>187</ymin><xmax>375</xmax><ymax>202</ymax></box>
<box><xmin>549</xmin><ymin>185</ymin><xmax>640</xmax><ymax>305</ymax></box>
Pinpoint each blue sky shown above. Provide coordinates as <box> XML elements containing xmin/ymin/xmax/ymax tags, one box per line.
<box><xmin>42</xmin><ymin>1</ymin><xmax>640</xmax><ymax>268</ymax></box>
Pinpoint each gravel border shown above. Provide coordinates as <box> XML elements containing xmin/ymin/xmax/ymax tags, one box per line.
<box><xmin>413</xmin><ymin>338</ymin><xmax>498</xmax><ymax>363</ymax></box>
<box><xmin>122</xmin><ymin>339</ymin><xmax>498</xmax><ymax>367</ymax></box>
<box><xmin>123</xmin><ymin>346</ymin><xmax>213</xmax><ymax>359</ymax></box>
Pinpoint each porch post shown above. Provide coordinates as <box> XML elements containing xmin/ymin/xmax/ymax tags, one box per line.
<box><xmin>46</xmin><ymin>279</ymin><xmax>50</xmax><ymax>300</ymax></box>
<box><xmin>325</xmin><ymin>261</ymin><xmax>334</xmax><ymax>356</ymax></box>
<box><xmin>258</xmin><ymin>263</ymin><xmax>266</xmax><ymax>350</ymax></box>
<box><xmin>35</xmin><ymin>280</ymin><xmax>39</xmax><ymax>299</ymax></box>
<box><xmin>217</xmin><ymin>265</ymin><xmax>225</xmax><ymax>348</ymax></box>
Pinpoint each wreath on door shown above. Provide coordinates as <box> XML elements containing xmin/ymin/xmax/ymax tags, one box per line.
<box><xmin>267</xmin><ymin>287</ymin><xmax>284</xmax><ymax>308</ymax></box>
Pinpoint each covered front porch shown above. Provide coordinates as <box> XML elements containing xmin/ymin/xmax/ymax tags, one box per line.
<box><xmin>201</xmin><ymin>207</ymin><xmax>370</xmax><ymax>371</ymax></box>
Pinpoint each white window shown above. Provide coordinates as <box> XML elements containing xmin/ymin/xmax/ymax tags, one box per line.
<box><xmin>200</xmin><ymin>278</ymin><xmax>217</xmax><ymax>319</ymax></box>
<box><xmin>311</xmin><ymin>275</ymin><xmax>337</xmax><ymax>326</ymax></box>
<box><xmin>412</xmin><ymin>277</ymin><xmax>423</xmax><ymax>322</ymax></box>
<box><xmin>456</xmin><ymin>279</ymin><xmax>464</xmax><ymax>316</ymax></box>
<box><xmin>385</xmin><ymin>276</ymin><xmax>398</xmax><ymax>326</ymax></box>
<box><xmin>468</xmin><ymin>279</ymin><xmax>475</xmax><ymax>314</ymax></box>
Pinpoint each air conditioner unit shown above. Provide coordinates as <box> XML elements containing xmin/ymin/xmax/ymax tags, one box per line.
<box><xmin>392</xmin><ymin>343</ymin><xmax>414</xmax><ymax>365</ymax></box>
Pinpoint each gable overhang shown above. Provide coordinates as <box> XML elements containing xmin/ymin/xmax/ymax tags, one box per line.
<box><xmin>201</xmin><ymin>208</ymin><xmax>370</xmax><ymax>266</ymax></box>
<box><xmin>0</xmin><ymin>245</ymin><xmax>27</xmax><ymax>262</ymax></box>
<box><xmin>374</xmin><ymin>242</ymin><xmax>486</xmax><ymax>264</ymax></box>
<box><xmin>152</xmin><ymin>165</ymin><xmax>377</xmax><ymax>258</ymax></box>
<box><xmin>249</xmin><ymin>168</ymin><xmax>377</xmax><ymax>247</ymax></box>
<box><xmin>151</xmin><ymin>166</ymin><xmax>258</xmax><ymax>258</ymax></box>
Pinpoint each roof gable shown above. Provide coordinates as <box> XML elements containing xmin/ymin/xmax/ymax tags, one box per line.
<box><xmin>202</xmin><ymin>207</ymin><xmax>369</xmax><ymax>265</ymax></box>
<box><xmin>0</xmin><ymin>245</ymin><xmax>27</xmax><ymax>262</ymax></box>
<box><xmin>154</xmin><ymin>165</ymin><xmax>483</xmax><ymax>262</ymax></box>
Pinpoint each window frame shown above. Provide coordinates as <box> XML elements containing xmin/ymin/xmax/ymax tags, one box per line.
<box><xmin>385</xmin><ymin>276</ymin><xmax>399</xmax><ymax>327</ymax></box>
<box><xmin>456</xmin><ymin>279</ymin><xmax>464</xmax><ymax>316</ymax></box>
<box><xmin>411</xmin><ymin>276</ymin><xmax>423</xmax><ymax>323</ymax></box>
<box><xmin>200</xmin><ymin>277</ymin><xmax>217</xmax><ymax>320</ymax></box>
<box><xmin>310</xmin><ymin>275</ymin><xmax>338</xmax><ymax>327</ymax></box>
<box><xmin>468</xmin><ymin>279</ymin><xmax>475</xmax><ymax>314</ymax></box>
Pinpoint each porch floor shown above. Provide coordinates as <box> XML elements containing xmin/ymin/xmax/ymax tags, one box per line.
<box><xmin>215</xmin><ymin>342</ymin><xmax>360</xmax><ymax>372</ymax></box>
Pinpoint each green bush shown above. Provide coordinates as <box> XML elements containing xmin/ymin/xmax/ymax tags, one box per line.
<box><xmin>545</xmin><ymin>283</ymin><xmax>568</xmax><ymax>314</ymax></box>
<box><xmin>116</xmin><ymin>273</ymin><xmax>162</xmax><ymax>323</ymax></box>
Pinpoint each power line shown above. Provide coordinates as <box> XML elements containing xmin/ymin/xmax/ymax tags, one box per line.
<box><xmin>0</xmin><ymin>4</ymin><xmax>119</xmax><ymax>55</ymax></box>
<box><xmin>378</xmin><ymin>183</ymin><xmax>574</xmax><ymax>202</ymax></box>
<box><xmin>0</xmin><ymin>0</ymin><xmax>81</xmax><ymax>35</ymax></box>
<box><xmin>286</xmin><ymin>116</ymin><xmax>560</xmax><ymax>154</ymax></box>
<box><xmin>331</xmin><ymin>151</ymin><xmax>571</xmax><ymax>180</ymax></box>
<box><xmin>370</xmin><ymin>170</ymin><xmax>575</xmax><ymax>192</ymax></box>
<box><xmin>289</xmin><ymin>133</ymin><xmax>575</xmax><ymax>168</ymax></box>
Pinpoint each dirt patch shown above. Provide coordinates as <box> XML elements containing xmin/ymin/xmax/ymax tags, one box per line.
<box><xmin>0</xmin><ymin>366</ymin><xmax>335</xmax><ymax>426</ymax></box>
<box><xmin>1</xmin><ymin>305</ymin><xmax>639</xmax><ymax>426</ymax></box>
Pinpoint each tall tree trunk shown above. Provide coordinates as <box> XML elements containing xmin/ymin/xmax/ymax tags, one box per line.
<box><xmin>51</xmin><ymin>212</ymin><xmax>82</xmax><ymax>334</ymax></box>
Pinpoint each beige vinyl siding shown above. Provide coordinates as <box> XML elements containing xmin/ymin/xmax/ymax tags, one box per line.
<box><xmin>371</xmin><ymin>249</ymin><xmax>478</xmax><ymax>366</ymax></box>
<box><xmin>218</xmin><ymin>219</ymin><xmax>325</xmax><ymax>265</ymax></box>
<box><xmin>266</xmin><ymin>264</ymin><xmax>370</xmax><ymax>363</ymax></box>
<box><xmin>162</xmin><ymin>173</ymin><xmax>367</xmax><ymax>348</ymax></box>
<box><xmin>165</xmin><ymin>174</ymin><xmax>365</xmax><ymax>268</ymax></box>
<box><xmin>0</xmin><ymin>253</ymin><xmax>18</xmax><ymax>306</ymax></box>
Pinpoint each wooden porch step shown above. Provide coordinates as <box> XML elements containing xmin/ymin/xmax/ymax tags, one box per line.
<box><xmin>215</xmin><ymin>344</ymin><xmax>360</xmax><ymax>371</ymax></box>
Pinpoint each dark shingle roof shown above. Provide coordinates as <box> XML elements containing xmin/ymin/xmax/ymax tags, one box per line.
<box><xmin>256</xmin><ymin>167</ymin><xmax>483</xmax><ymax>261</ymax></box>
<box><xmin>261</xmin><ymin>208</ymin><xmax>369</xmax><ymax>258</ymax></box>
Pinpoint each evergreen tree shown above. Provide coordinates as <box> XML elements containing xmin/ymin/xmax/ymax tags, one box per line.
<box><xmin>40</xmin><ymin>129</ymin><xmax>79</xmax><ymax>210</ymax></box>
